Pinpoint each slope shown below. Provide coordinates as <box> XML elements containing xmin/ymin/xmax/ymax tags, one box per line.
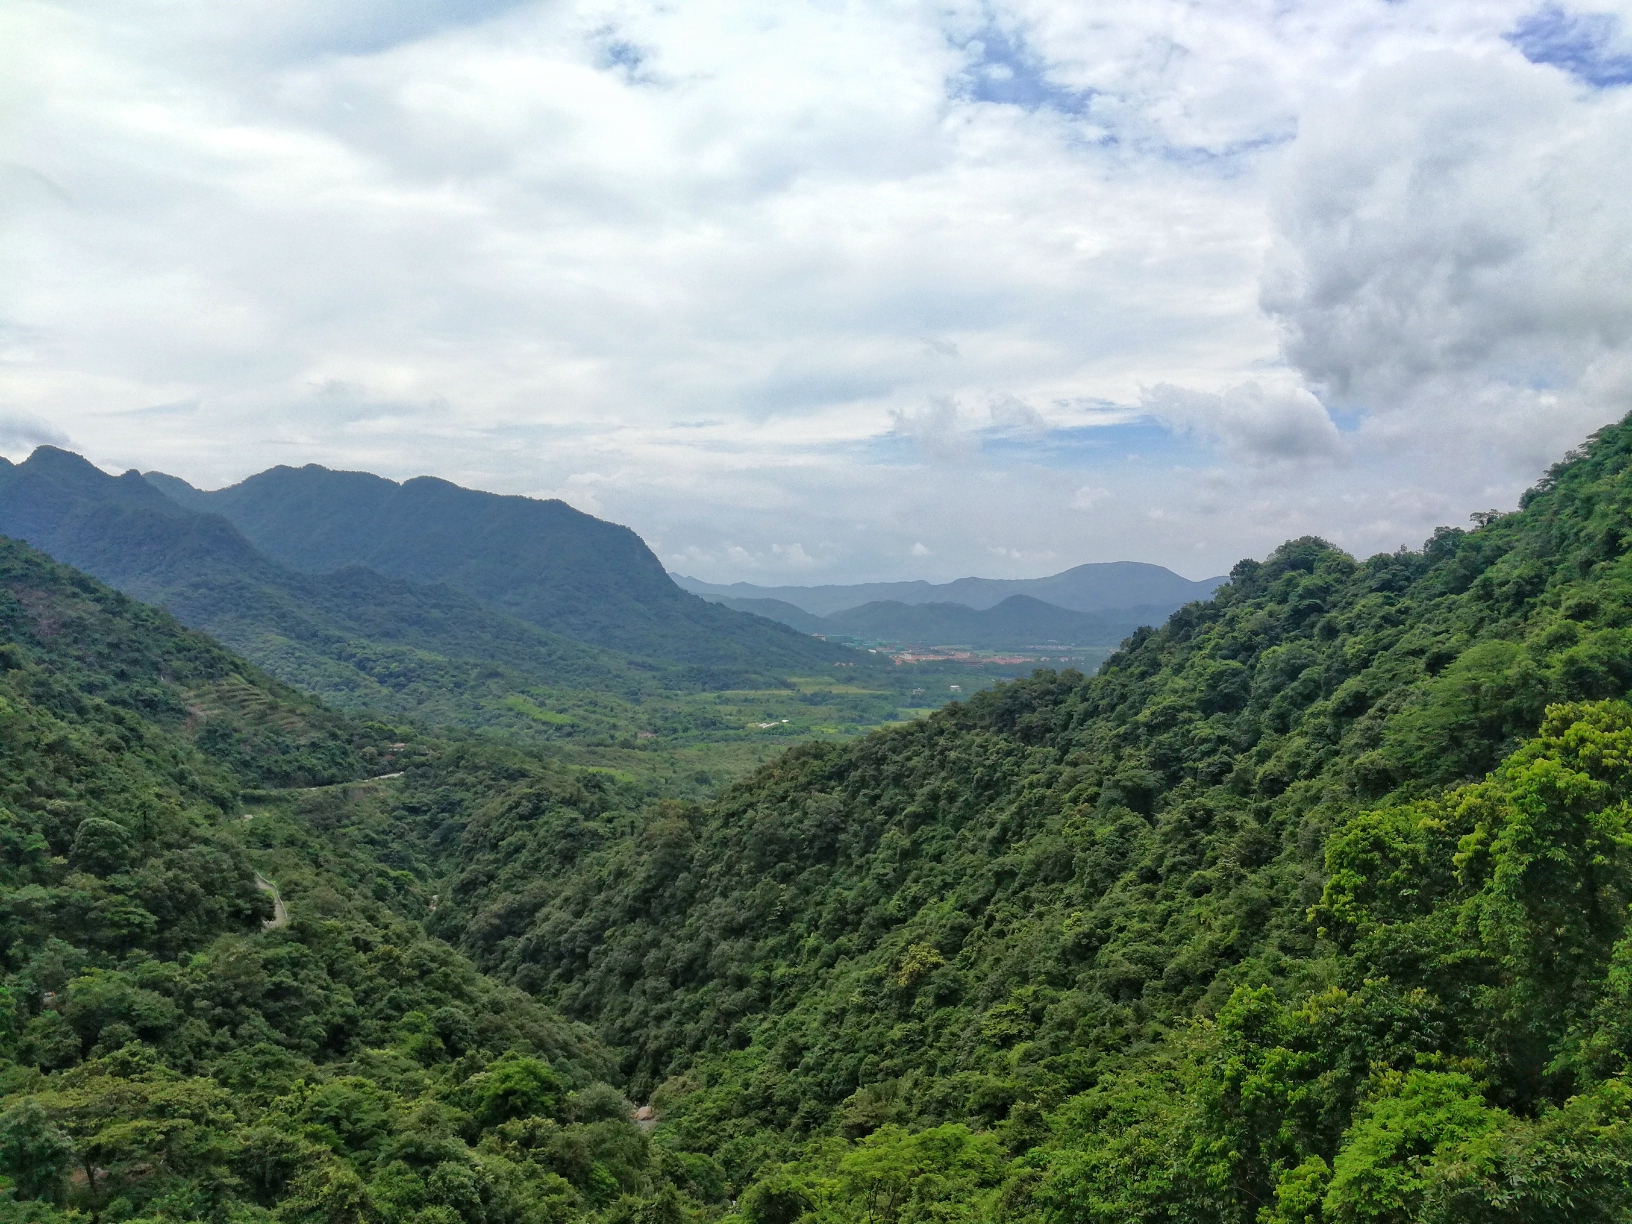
<box><xmin>420</xmin><ymin>415</ymin><xmax>1632</xmax><ymax>1221</ymax></box>
<box><xmin>675</xmin><ymin>560</ymin><xmax>1226</xmax><ymax>616</ymax></box>
<box><xmin>149</xmin><ymin>463</ymin><xmax>858</xmax><ymax>670</ymax></box>
<box><xmin>0</xmin><ymin>538</ymin><xmax>741</xmax><ymax>1224</ymax></box>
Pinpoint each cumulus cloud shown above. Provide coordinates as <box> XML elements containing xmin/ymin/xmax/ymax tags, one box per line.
<box><xmin>1143</xmin><ymin>380</ymin><xmax>1345</xmax><ymax>464</ymax></box>
<box><xmin>888</xmin><ymin>398</ymin><xmax>977</xmax><ymax>463</ymax></box>
<box><xmin>1264</xmin><ymin>44</ymin><xmax>1632</xmax><ymax>473</ymax></box>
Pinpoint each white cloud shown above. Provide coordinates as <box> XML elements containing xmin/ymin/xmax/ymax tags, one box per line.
<box><xmin>1263</xmin><ymin>42</ymin><xmax>1632</xmax><ymax>475</ymax></box>
<box><xmin>1</xmin><ymin>0</ymin><xmax>1629</xmax><ymax>582</ymax></box>
<box><xmin>888</xmin><ymin>398</ymin><xmax>978</xmax><ymax>464</ymax></box>
<box><xmin>1142</xmin><ymin>379</ymin><xmax>1346</xmax><ymax>464</ymax></box>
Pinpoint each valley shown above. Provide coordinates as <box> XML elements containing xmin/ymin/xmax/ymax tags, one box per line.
<box><xmin>9</xmin><ymin>7</ymin><xmax>1615</xmax><ymax>1222</ymax></box>
<box><xmin>9</xmin><ymin>417</ymin><xmax>1632</xmax><ymax>1223</ymax></box>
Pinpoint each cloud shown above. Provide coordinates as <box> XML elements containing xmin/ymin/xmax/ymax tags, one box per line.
<box><xmin>1263</xmin><ymin>48</ymin><xmax>1632</xmax><ymax>470</ymax></box>
<box><xmin>0</xmin><ymin>409</ymin><xmax>68</xmax><ymax>453</ymax></box>
<box><xmin>988</xmin><ymin>393</ymin><xmax>1049</xmax><ymax>434</ymax></box>
<box><xmin>1142</xmin><ymin>381</ymin><xmax>1345</xmax><ymax>464</ymax></box>
<box><xmin>3</xmin><ymin>1</ymin><xmax>1630</xmax><ymax>583</ymax></box>
<box><xmin>889</xmin><ymin>398</ymin><xmax>977</xmax><ymax>463</ymax></box>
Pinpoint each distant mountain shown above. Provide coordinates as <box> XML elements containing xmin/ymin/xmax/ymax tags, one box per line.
<box><xmin>149</xmin><ymin>462</ymin><xmax>853</xmax><ymax>670</ymax></box>
<box><xmin>673</xmin><ymin>559</ymin><xmax>1226</xmax><ymax>617</ymax></box>
<box><xmin>705</xmin><ymin>595</ymin><xmax>830</xmax><ymax>634</ymax></box>
<box><xmin>711</xmin><ymin>592</ymin><xmax>1148</xmax><ymax>648</ymax></box>
<box><xmin>824</xmin><ymin>595</ymin><xmax>1135</xmax><ymax>648</ymax></box>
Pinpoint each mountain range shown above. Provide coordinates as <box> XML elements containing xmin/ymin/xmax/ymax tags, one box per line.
<box><xmin>676</xmin><ymin>562</ymin><xmax>1224</xmax><ymax>649</ymax></box>
<box><xmin>673</xmin><ymin>559</ymin><xmax>1225</xmax><ymax>616</ymax></box>
<box><xmin>706</xmin><ymin>593</ymin><xmax>1166</xmax><ymax>649</ymax></box>
<box><xmin>0</xmin><ymin>448</ymin><xmax>859</xmax><ymax>741</ymax></box>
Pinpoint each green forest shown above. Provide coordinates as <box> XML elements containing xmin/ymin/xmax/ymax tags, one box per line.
<box><xmin>15</xmin><ymin>416</ymin><xmax>1632</xmax><ymax>1222</ymax></box>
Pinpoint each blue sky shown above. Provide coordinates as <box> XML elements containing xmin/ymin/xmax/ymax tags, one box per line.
<box><xmin>3</xmin><ymin>0</ymin><xmax>1632</xmax><ymax>582</ymax></box>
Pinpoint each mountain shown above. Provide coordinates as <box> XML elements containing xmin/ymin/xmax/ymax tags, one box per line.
<box><xmin>0</xmin><ymin>447</ymin><xmax>887</xmax><ymax>746</ymax></box>
<box><xmin>674</xmin><ymin>559</ymin><xmax>1226</xmax><ymax>616</ymax></box>
<box><xmin>0</xmin><ymin>447</ymin><xmax>681</xmax><ymax>735</ymax></box>
<box><xmin>148</xmin><ymin>461</ymin><xmax>855</xmax><ymax>669</ymax></box>
<box><xmin>13</xmin><ymin>415</ymin><xmax>1632</xmax><ymax>1222</ymax></box>
<box><xmin>822</xmin><ymin>594</ymin><xmax>1136</xmax><ymax>647</ymax></box>
<box><xmin>421</xmin><ymin>415</ymin><xmax>1632</xmax><ymax>1221</ymax></box>
<box><xmin>705</xmin><ymin>595</ymin><xmax>831</xmax><ymax>634</ymax></box>
<box><xmin>707</xmin><ymin>593</ymin><xmax>1140</xmax><ymax>648</ymax></box>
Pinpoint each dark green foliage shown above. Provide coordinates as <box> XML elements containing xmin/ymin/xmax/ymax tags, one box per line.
<box><xmin>416</xmin><ymin>414</ymin><xmax>1632</xmax><ymax>1220</ymax></box>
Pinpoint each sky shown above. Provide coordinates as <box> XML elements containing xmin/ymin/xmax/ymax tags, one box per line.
<box><xmin>3</xmin><ymin>1</ymin><xmax>1632</xmax><ymax>584</ymax></box>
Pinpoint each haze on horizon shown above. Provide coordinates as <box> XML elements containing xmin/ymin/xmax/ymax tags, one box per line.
<box><xmin>3</xmin><ymin>0</ymin><xmax>1632</xmax><ymax>585</ymax></box>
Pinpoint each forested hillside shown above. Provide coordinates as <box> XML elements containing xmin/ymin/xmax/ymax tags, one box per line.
<box><xmin>16</xmin><ymin>416</ymin><xmax>1632</xmax><ymax>1224</ymax></box>
<box><xmin>415</xmin><ymin>416</ymin><xmax>1632</xmax><ymax>1221</ymax></box>
<box><xmin>0</xmin><ymin>538</ymin><xmax>733</xmax><ymax>1224</ymax></box>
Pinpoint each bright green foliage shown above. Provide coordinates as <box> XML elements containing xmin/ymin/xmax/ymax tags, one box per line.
<box><xmin>1323</xmin><ymin>1071</ymin><xmax>1503</xmax><ymax>1222</ymax></box>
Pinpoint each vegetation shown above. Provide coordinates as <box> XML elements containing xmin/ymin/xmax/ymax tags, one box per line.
<box><xmin>408</xmin><ymin>416</ymin><xmax>1632</xmax><ymax>1221</ymax></box>
<box><xmin>19</xmin><ymin>414</ymin><xmax>1632</xmax><ymax>1222</ymax></box>
<box><xmin>0</xmin><ymin>539</ymin><xmax>711</xmax><ymax>1224</ymax></box>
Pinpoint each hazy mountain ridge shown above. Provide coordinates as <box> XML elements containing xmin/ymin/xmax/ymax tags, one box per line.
<box><xmin>674</xmin><ymin>559</ymin><xmax>1225</xmax><ymax>616</ymax></box>
<box><xmin>711</xmin><ymin>592</ymin><xmax>1165</xmax><ymax>649</ymax></box>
